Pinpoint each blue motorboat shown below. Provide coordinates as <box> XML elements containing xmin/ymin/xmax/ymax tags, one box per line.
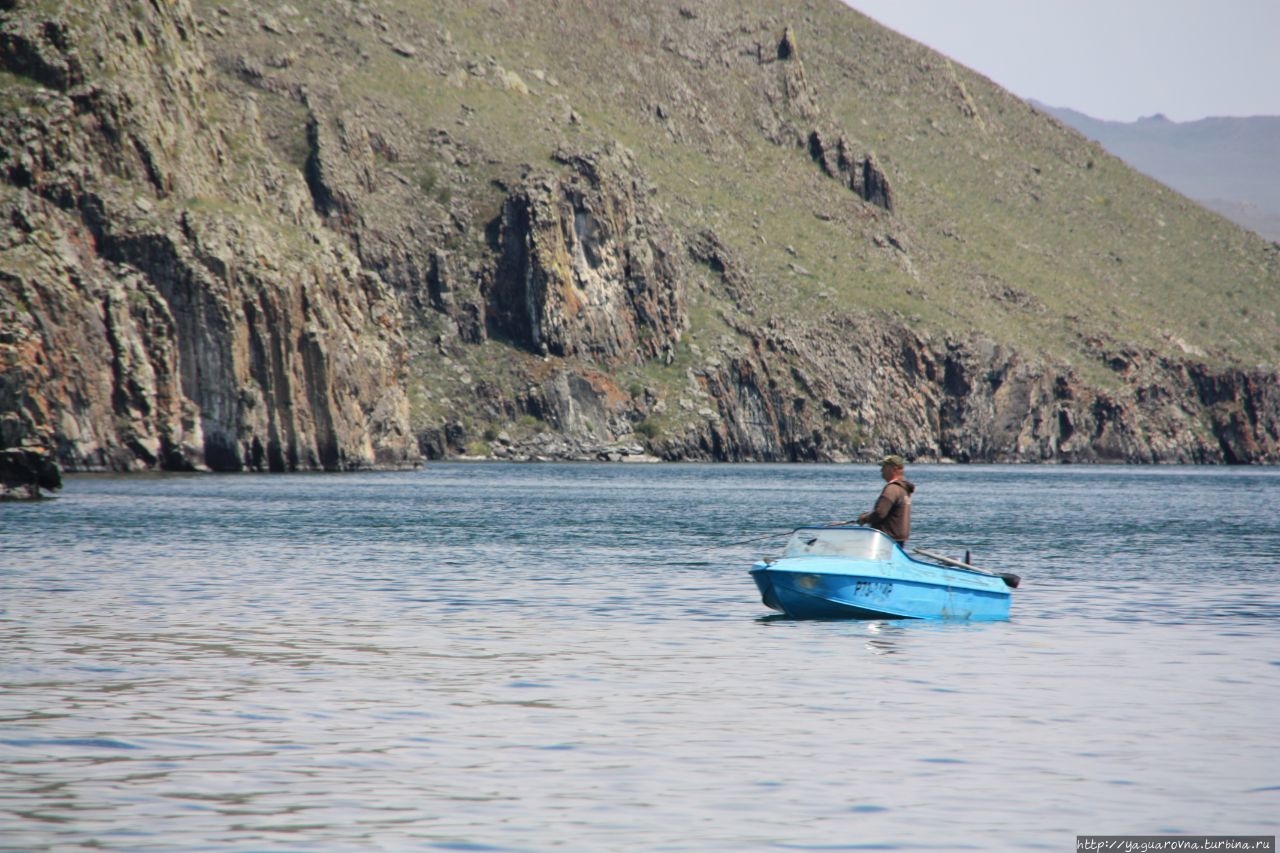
<box><xmin>750</xmin><ymin>526</ymin><xmax>1018</xmax><ymax>620</ymax></box>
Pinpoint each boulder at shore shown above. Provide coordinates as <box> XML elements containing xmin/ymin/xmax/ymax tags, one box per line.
<box><xmin>0</xmin><ymin>447</ymin><xmax>62</xmax><ymax>501</ymax></box>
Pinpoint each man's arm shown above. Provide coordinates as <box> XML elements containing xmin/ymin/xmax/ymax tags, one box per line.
<box><xmin>859</xmin><ymin>483</ymin><xmax>899</xmax><ymax>526</ymax></box>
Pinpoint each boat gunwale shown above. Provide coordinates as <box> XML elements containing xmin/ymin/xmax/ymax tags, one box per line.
<box><xmin>762</xmin><ymin>526</ymin><xmax>1011</xmax><ymax>593</ymax></box>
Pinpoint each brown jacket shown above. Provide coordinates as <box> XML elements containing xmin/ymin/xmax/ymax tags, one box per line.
<box><xmin>866</xmin><ymin>478</ymin><xmax>914</xmax><ymax>543</ymax></box>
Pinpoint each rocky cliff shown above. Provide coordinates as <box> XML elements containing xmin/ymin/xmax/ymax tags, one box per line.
<box><xmin>1</xmin><ymin>0</ymin><xmax>419</xmax><ymax>491</ymax></box>
<box><xmin>3</xmin><ymin>0</ymin><xmax>1279</xmax><ymax>491</ymax></box>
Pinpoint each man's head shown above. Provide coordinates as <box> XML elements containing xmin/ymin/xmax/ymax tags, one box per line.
<box><xmin>879</xmin><ymin>454</ymin><xmax>905</xmax><ymax>480</ymax></box>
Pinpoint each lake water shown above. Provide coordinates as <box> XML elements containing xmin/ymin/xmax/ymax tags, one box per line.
<box><xmin>2</xmin><ymin>463</ymin><xmax>1278</xmax><ymax>851</ymax></box>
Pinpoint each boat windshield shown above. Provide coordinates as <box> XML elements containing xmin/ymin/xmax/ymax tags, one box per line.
<box><xmin>784</xmin><ymin>526</ymin><xmax>896</xmax><ymax>561</ymax></box>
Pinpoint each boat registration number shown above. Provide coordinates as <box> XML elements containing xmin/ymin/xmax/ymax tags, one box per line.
<box><xmin>854</xmin><ymin>580</ymin><xmax>893</xmax><ymax>599</ymax></box>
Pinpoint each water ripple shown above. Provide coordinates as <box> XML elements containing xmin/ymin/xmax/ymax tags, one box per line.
<box><xmin>1</xmin><ymin>464</ymin><xmax>1277</xmax><ymax>850</ymax></box>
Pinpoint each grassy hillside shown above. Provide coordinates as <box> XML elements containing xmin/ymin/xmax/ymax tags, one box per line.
<box><xmin>158</xmin><ymin>0</ymin><xmax>1280</xmax><ymax>467</ymax></box>
<box><xmin>198</xmin><ymin>0</ymin><xmax>1279</xmax><ymax>382</ymax></box>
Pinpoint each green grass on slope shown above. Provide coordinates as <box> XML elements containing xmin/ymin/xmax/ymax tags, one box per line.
<box><xmin>797</xmin><ymin>0</ymin><xmax>1280</xmax><ymax>367</ymax></box>
<box><xmin>192</xmin><ymin>0</ymin><xmax>1280</xmax><ymax>376</ymax></box>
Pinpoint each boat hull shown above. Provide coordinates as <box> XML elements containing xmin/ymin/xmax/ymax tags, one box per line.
<box><xmin>751</xmin><ymin>564</ymin><xmax>1010</xmax><ymax>620</ymax></box>
<box><xmin>749</xmin><ymin>527</ymin><xmax>1012</xmax><ymax>621</ymax></box>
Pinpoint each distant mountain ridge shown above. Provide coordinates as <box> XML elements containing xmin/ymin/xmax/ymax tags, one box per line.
<box><xmin>1035</xmin><ymin>103</ymin><xmax>1280</xmax><ymax>241</ymax></box>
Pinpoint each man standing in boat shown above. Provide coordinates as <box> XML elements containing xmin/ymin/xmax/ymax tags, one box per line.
<box><xmin>854</xmin><ymin>454</ymin><xmax>915</xmax><ymax>544</ymax></box>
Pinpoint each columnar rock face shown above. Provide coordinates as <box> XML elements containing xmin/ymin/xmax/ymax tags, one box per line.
<box><xmin>0</xmin><ymin>0</ymin><xmax>419</xmax><ymax>473</ymax></box>
<box><xmin>488</xmin><ymin>147</ymin><xmax>687</xmax><ymax>366</ymax></box>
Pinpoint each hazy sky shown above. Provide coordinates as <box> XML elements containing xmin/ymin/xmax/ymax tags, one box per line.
<box><xmin>844</xmin><ymin>0</ymin><xmax>1280</xmax><ymax>122</ymax></box>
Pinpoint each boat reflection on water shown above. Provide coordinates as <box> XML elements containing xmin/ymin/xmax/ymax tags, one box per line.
<box><xmin>862</xmin><ymin>621</ymin><xmax>901</xmax><ymax>655</ymax></box>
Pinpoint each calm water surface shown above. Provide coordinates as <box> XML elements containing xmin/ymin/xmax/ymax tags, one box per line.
<box><xmin>2</xmin><ymin>463</ymin><xmax>1278</xmax><ymax>851</ymax></box>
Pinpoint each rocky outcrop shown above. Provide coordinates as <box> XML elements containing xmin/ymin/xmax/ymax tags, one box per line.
<box><xmin>0</xmin><ymin>445</ymin><xmax>61</xmax><ymax>499</ymax></box>
<box><xmin>808</xmin><ymin>129</ymin><xmax>894</xmax><ymax>212</ymax></box>
<box><xmin>487</xmin><ymin>146</ymin><xmax>687</xmax><ymax>366</ymax></box>
<box><xmin>753</xmin><ymin>24</ymin><xmax>821</xmax><ymax>144</ymax></box>
<box><xmin>296</xmin><ymin>100</ymin><xmax>487</xmax><ymax>340</ymax></box>
<box><xmin>0</xmin><ymin>0</ymin><xmax>419</xmax><ymax>472</ymax></box>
